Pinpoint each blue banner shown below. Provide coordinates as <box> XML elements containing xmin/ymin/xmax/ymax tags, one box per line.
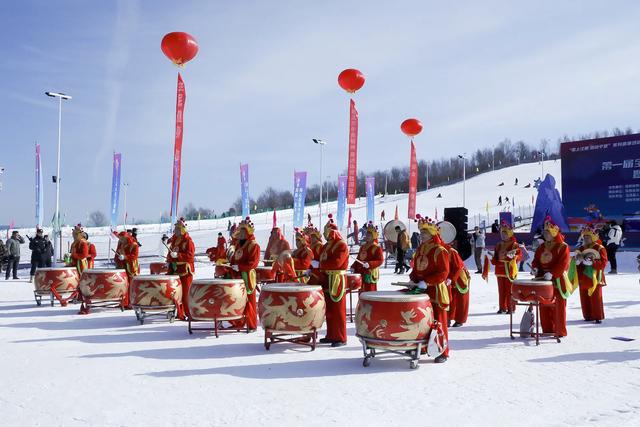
<box><xmin>35</xmin><ymin>144</ymin><xmax>44</xmax><ymax>227</ymax></box>
<box><xmin>366</xmin><ymin>176</ymin><xmax>375</xmax><ymax>222</ymax></box>
<box><xmin>293</xmin><ymin>171</ymin><xmax>307</xmax><ymax>228</ymax></box>
<box><xmin>240</xmin><ymin>163</ymin><xmax>250</xmax><ymax>218</ymax></box>
<box><xmin>110</xmin><ymin>153</ymin><xmax>122</xmax><ymax>228</ymax></box>
<box><xmin>337</xmin><ymin>175</ymin><xmax>347</xmax><ymax>229</ymax></box>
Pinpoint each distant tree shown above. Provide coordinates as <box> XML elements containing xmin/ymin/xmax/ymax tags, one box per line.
<box><xmin>88</xmin><ymin>211</ymin><xmax>108</xmax><ymax>227</ymax></box>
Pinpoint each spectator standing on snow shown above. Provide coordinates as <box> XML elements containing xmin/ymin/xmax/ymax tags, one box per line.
<box><xmin>518</xmin><ymin>242</ymin><xmax>529</xmax><ymax>271</ymax></box>
<box><xmin>0</xmin><ymin>239</ymin><xmax>6</xmax><ymax>273</ymax></box>
<box><xmin>491</xmin><ymin>220</ymin><xmax>500</xmax><ymax>233</ymax></box>
<box><xmin>498</xmin><ymin>195</ymin><xmax>502</xmax><ymax>206</ymax></box>
<box><xmin>605</xmin><ymin>220</ymin><xmax>622</xmax><ymax>274</ymax></box>
<box><xmin>28</xmin><ymin>228</ymin><xmax>47</xmax><ymax>282</ymax></box>
<box><xmin>515</xmin><ymin>178</ymin><xmax>518</xmax><ymax>185</ymax></box>
<box><xmin>410</xmin><ymin>232</ymin><xmax>421</xmax><ymax>249</ymax></box>
<box><xmin>394</xmin><ymin>226</ymin><xmax>411</xmax><ymax>274</ymax></box>
<box><xmin>5</xmin><ymin>231</ymin><xmax>25</xmax><ymax>280</ymax></box>
<box><xmin>470</xmin><ymin>226</ymin><xmax>485</xmax><ymax>273</ymax></box>
<box><xmin>43</xmin><ymin>235</ymin><xmax>54</xmax><ymax>267</ymax></box>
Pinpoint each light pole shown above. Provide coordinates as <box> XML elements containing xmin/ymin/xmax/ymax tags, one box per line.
<box><xmin>123</xmin><ymin>182</ymin><xmax>129</xmax><ymax>228</ymax></box>
<box><xmin>45</xmin><ymin>91</ymin><xmax>72</xmax><ymax>262</ymax></box>
<box><xmin>539</xmin><ymin>150</ymin><xmax>545</xmax><ymax>179</ymax></box>
<box><xmin>458</xmin><ymin>154</ymin><xmax>467</xmax><ymax>208</ymax></box>
<box><xmin>312</xmin><ymin>139</ymin><xmax>326</xmax><ymax>226</ymax></box>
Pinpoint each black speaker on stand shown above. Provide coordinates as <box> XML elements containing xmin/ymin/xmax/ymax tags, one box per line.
<box><xmin>444</xmin><ymin>207</ymin><xmax>471</xmax><ymax>260</ymax></box>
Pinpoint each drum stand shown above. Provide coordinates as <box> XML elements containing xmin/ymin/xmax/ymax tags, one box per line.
<box><xmin>34</xmin><ymin>290</ymin><xmax>78</xmax><ymax>307</ymax></box>
<box><xmin>509</xmin><ymin>298</ymin><xmax>561</xmax><ymax>345</ymax></box>
<box><xmin>188</xmin><ymin>315</ymin><xmax>249</xmax><ymax>338</ymax></box>
<box><xmin>347</xmin><ymin>289</ymin><xmax>357</xmax><ymax>323</ymax></box>
<box><xmin>80</xmin><ymin>297</ymin><xmax>126</xmax><ymax>313</ymax></box>
<box><xmin>134</xmin><ymin>305</ymin><xmax>177</xmax><ymax>325</ymax></box>
<box><xmin>264</xmin><ymin>328</ymin><xmax>317</xmax><ymax>351</ymax></box>
<box><xmin>357</xmin><ymin>334</ymin><xmax>429</xmax><ymax>369</ymax></box>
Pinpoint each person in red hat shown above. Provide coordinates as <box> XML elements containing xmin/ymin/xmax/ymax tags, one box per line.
<box><xmin>292</xmin><ymin>228</ymin><xmax>314</xmax><ymax>282</ymax></box>
<box><xmin>264</xmin><ymin>226</ymin><xmax>291</xmax><ymax>262</ymax></box>
<box><xmin>68</xmin><ymin>224</ymin><xmax>90</xmax><ymax>275</ymax></box>
<box><xmin>446</xmin><ymin>241</ymin><xmax>471</xmax><ymax>327</ymax></box>
<box><xmin>166</xmin><ymin>218</ymin><xmax>195</xmax><ymax>320</ymax></box>
<box><xmin>114</xmin><ymin>231</ymin><xmax>139</xmax><ymax>308</ymax></box>
<box><xmin>206</xmin><ymin>232</ymin><xmax>227</xmax><ymax>263</ymax></box>
<box><xmin>309</xmin><ymin>214</ymin><xmax>349</xmax><ymax>347</ymax></box>
<box><xmin>229</xmin><ymin>217</ymin><xmax>261</xmax><ymax>331</ymax></box>
<box><xmin>304</xmin><ymin>223</ymin><xmax>324</xmax><ymax>262</ymax></box>
<box><xmin>571</xmin><ymin>224</ymin><xmax>608</xmax><ymax>324</ymax></box>
<box><xmin>351</xmin><ymin>221</ymin><xmax>384</xmax><ymax>292</ymax></box>
<box><xmin>487</xmin><ymin>220</ymin><xmax>522</xmax><ymax>314</ymax></box>
<box><xmin>531</xmin><ymin>216</ymin><xmax>572</xmax><ymax>337</ymax></box>
<box><xmin>272</xmin><ymin>251</ymin><xmax>297</xmax><ymax>283</ymax></box>
<box><xmin>84</xmin><ymin>232</ymin><xmax>97</xmax><ymax>269</ymax></box>
<box><xmin>409</xmin><ymin>215</ymin><xmax>451</xmax><ymax>363</ymax></box>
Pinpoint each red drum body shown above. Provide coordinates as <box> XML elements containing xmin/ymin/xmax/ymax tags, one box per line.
<box><xmin>189</xmin><ymin>279</ymin><xmax>247</xmax><ymax>321</ymax></box>
<box><xmin>346</xmin><ymin>273</ymin><xmax>362</xmax><ymax>291</ymax></box>
<box><xmin>356</xmin><ymin>291</ymin><xmax>434</xmax><ymax>350</ymax></box>
<box><xmin>149</xmin><ymin>262</ymin><xmax>169</xmax><ymax>275</ymax></box>
<box><xmin>512</xmin><ymin>279</ymin><xmax>554</xmax><ymax>304</ymax></box>
<box><xmin>258</xmin><ymin>284</ymin><xmax>325</xmax><ymax>333</ymax></box>
<box><xmin>256</xmin><ymin>266</ymin><xmax>276</xmax><ymax>283</ymax></box>
<box><xmin>131</xmin><ymin>275</ymin><xmax>182</xmax><ymax>307</ymax></box>
<box><xmin>34</xmin><ymin>267</ymin><xmax>80</xmax><ymax>295</ymax></box>
<box><xmin>79</xmin><ymin>269</ymin><xmax>129</xmax><ymax>302</ymax></box>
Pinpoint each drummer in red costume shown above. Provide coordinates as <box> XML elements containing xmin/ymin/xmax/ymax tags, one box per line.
<box><xmin>446</xmin><ymin>241</ymin><xmax>470</xmax><ymax>327</ymax></box>
<box><xmin>206</xmin><ymin>232</ymin><xmax>227</xmax><ymax>263</ymax></box>
<box><xmin>166</xmin><ymin>218</ymin><xmax>195</xmax><ymax>320</ymax></box>
<box><xmin>487</xmin><ymin>221</ymin><xmax>522</xmax><ymax>314</ymax></box>
<box><xmin>229</xmin><ymin>217</ymin><xmax>261</xmax><ymax>331</ymax></box>
<box><xmin>264</xmin><ymin>226</ymin><xmax>291</xmax><ymax>261</ymax></box>
<box><xmin>290</xmin><ymin>228</ymin><xmax>313</xmax><ymax>282</ymax></box>
<box><xmin>531</xmin><ymin>216</ymin><xmax>572</xmax><ymax>337</ymax></box>
<box><xmin>409</xmin><ymin>215</ymin><xmax>450</xmax><ymax>363</ymax></box>
<box><xmin>571</xmin><ymin>224</ymin><xmax>608</xmax><ymax>324</ymax></box>
<box><xmin>351</xmin><ymin>221</ymin><xmax>384</xmax><ymax>292</ymax></box>
<box><xmin>68</xmin><ymin>224</ymin><xmax>90</xmax><ymax>275</ymax></box>
<box><xmin>309</xmin><ymin>214</ymin><xmax>349</xmax><ymax>347</ymax></box>
<box><xmin>114</xmin><ymin>231</ymin><xmax>139</xmax><ymax>308</ymax></box>
<box><xmin>304</xmin><ymin>223</ymin><xmax>324</xmax><ymax>261</ymax></box>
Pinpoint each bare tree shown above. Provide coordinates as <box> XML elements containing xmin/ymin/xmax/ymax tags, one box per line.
<box><xmin>88</xmin><ymin>211</ymin><xmax>108</xmax><ymax>227</ymax></box>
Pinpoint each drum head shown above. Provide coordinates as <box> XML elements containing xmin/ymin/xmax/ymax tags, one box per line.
<box><xmin>512</xmin><ymin>279</ymin><xmax>553</xmax><ymax>286</ymax></box>
<box><xmin>262</xmin><ymin>283</ymin><xmax>322</xmax><ymax>292</ymax></box>
<box><xmin>437</xmin><ymin>221</ymin><xmax>457</xmax><ymax>245</ymax></box>
<box><xmin>359</xmin><ymin>290</ymin><xmax>430</xmax><ymax>302</ymax></box>
<box><xmin>383</xmin><ymin>220</ymin><xmax>407</xmax><ymax>242</ymax></box>
<box><xmin>581</xmin><ymin>248</ymin><xmax>601</xmax><ymax>260</ymax></box>
<box><xmin>83</xmin><ymin>268</ymin><xmax>126</xmax><ymax>274</ymax></box>
<box><xmin>192</xmin><ymin>278</ymin><xmax>244</xmax><ymax>286</ymax></box>
<box><xmin>134</xmin><ymin>274</ymin><xmax>180</xmax><ymax>281</ymax></box>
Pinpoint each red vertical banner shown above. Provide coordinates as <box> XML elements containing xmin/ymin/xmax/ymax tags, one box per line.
<box><xmin>347</xmin><ymin>99</ymin><xmax>358</xmax><ymax>204</ymax></box>
<box><xmin>408</xmin><ymin>140</ymin><xmax>418</xmax><ymax>219</ymax></box>
<box><xmin>170</xmin><ymin>73</ymin><xmax>186</xmax><ymax>225</ymax></box>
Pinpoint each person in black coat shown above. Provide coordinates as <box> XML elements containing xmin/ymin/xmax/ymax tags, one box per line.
<box><xmin>28</xmin><ymin>228</ymin><xmax>48</xmax><ymax>282</ymax></box>
<box><xmin>43</xmin><ymin>235</ymin><xmax>54</xmax><ymax>267</ymax></box>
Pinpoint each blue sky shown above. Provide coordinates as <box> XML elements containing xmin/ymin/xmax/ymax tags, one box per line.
<box><xmin>1</xmin><ymin>0</ymin><xmax>639</xmax><ymax>226</ymax></box>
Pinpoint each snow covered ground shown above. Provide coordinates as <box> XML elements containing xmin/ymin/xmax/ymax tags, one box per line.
<box><xmin>1</xmin><ymin>252</ymin><xmax>639</xmax><ymax>426</ymax></box>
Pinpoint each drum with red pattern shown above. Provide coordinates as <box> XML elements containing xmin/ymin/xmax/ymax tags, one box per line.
<box><xmin>258</xmin><ymin>284</ymin><xmax>325</xmax><ymax>333</ymax></box>
<box><xmin>34</xmin><ymin>267</ymin><xmax>80</xmax><ymax>300</ymax></box>
<box><xmin>78</xmin><ymin>269</ymin><xmax>129</xmax><ymax>303</ymax></box>
<box><xmin>131</xmin><ymin>275</ymin><xmax>182</xmax><ymax>307</ymax></box>
<box><xmin>188</xmin><ymin>279</ymin><xmax>247</xmax><ymax>321</ymax></box>
<box><xmin>356</xmin><ymin>291</ymin><xmax>434</xmax><ymax>350</ymax></box>
<box><xmin>149</xmin><ymin>262</ymin><xmax>169</xmax><ymax>275</ymax></box>
<box><xmin>256</xmin><ymin>266</ymin><xmax>276</xmax><ymax>283</ymax></box>
<box><xmin>346</xmin><ymin>273</ymin><xmax>362</xmax><ymax>291</ymax></box>
<box><xmin>512</xmin><ymin>279</ymin><xmax>554</xmax><ymax>304</ymax></box>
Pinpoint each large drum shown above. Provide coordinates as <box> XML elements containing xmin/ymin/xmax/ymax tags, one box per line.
<box><xmin>346</xmin><ymin>273</ymin><xmax>362</xmax><ymax>292</ymax></box>
<box><xmin>356</xmin><ymin>291</ymin><xmax>434</xmax><ymax>350</ymax></box>
<box><xmin>256</xmin><ymin>266</ymin><xmax>276</xmax><ymax>283</ymax></box>
<box><xmin>78</xmin><ymin>268</ymin><xmax>129</xmax><ymax>309</ymax></box>
<box><xmin>33</xmin><ymin>267</ymin><xmax>80</xmax><ymax>306</ymax></box>
<box><xmin>258</xmin><ymin>284</ymin><xmax>325</xmax><ymax>333</ymax></box>
<box><xmin>188</xmin><ymin>279</ymin><xmax>247</xmax><ymax>321</ymax></box>
<box><xmin>130</xmin><ymin>275</ymin><xmax>182</xmax><ymax>324</ymax></box>
<box><xmin>512</xmin><ymin>279</ymin><xmax>554</xmax><ymax>304</ymax></box>
<box><xmin>149</xmin><ymin>262</ymin><xmax>169</xmax><ymax>275</ymax></box>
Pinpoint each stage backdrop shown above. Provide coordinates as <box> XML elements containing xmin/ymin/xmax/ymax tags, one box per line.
<box><xmin>561</xmin><ymin>133</ymin><xmax>640</xmax><ymax>227</ymax></box>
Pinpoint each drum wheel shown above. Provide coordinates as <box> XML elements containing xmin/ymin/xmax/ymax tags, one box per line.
<box><xmin>134</xmin><ymin>309</ymin><xmax>140</xmax><ymax>321</ymax></box>
<box><xmin>409</xmin><ymin>360</ymin><xmax>419</xmax><ymax>370</ymax></box>
<box><xmin>363</xmin><ymin>356</ymin><xmax>372</xmax><ymax>367</ymax></box>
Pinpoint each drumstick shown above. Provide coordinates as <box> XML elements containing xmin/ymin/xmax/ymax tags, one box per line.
<box><xmin>350</xmin><ymin>255</ymin><xmax>365</xmax><ymax>265</ymax></box>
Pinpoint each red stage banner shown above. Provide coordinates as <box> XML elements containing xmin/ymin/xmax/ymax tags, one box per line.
<box><xmin>408</xmin><ymin>140</ymin><xmax>418</xmax><ymax>219</ymax></box>
<box><xmin>170</xmin><ymin>73</ymin><xmax>186</xmax><ymax>225</ymax></box>
<box><xmin>347</xmin><ymin>99</ymin><xmax>358</xmax><ymax>204</ymax></box>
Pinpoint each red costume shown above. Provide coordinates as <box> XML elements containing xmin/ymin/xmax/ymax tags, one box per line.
<box><xmin>531</xmin><ymin>217</ymin><xmax>571</xmax><ymax>337</ymax></box>
<box><xmin>351</xmin><ymin>222</ymin><xmax>384</xmax><ymax>292</ymax></box>
<box><xmin>69</xmin><ymin>225</ymin><xmax>90</xmax><ymax>275</ymax></box>
<box><xmin>87</xmin><ymin>240</ymin><xmax>97</xmax><ymax>269</ymax></box>
<box><xmin>114</xmin><ymin>231</ymin><xmax>139</xmax><ymax>308</ymax></box>
<box><xmin>304</xmin><ymin>223</ymin><xmax>324</xmax><ymax>261</ymax></box>
<box><xmin>489</xmin><ymin>222</ymin><xmax>522</xmax><ymax>313</ymax></box>
<box><xmin>292</xmin><ymin>229</ymin><xmax>313</xmax><ymax>280</ymax></box>
<box><xmin>272</xmin><ymin>254</ymin><xmax>297</xmax><ymax>283</ymax></box>
<box><xmin>264</xmin><ymin>227</ymin><xmax>291</xmax><ymax>261</ymax></box>
<box><xmin>166</xmin><ymin>218</ymin><xmax>195</xmax><ymax>320</ymax></box>
<box><xmin>447</xmin><ymin>244</ymin><xmax>470</xmax><ymax>326</ymax></box>
<box><xmin>229</xmin><ymin>217</ymin><xmax>261</xmax><ymax>330</ymax></box>
<box><xmin>571</xmin><ymin>225</ymin><xmax>608</xmax><ymax>322</ymax></box>
<box><xmin>309</xmin><ymin>215</ymin><xmax>349</xmax><ymax>345</ymax></box>
<box><xmin>409</xmin><ymin>216</ymin><xmax>450</xmax><ymax>359</ymax></box>
<box><xmin>206</xmin><ymin>234</ymin><xmax>227</xmax><ymax>262</ymax></box>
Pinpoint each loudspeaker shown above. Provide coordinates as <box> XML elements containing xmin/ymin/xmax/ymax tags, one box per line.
<box><xmin>444</xmin><ymin>207</ymin><xmax>471</xmax><ymax>260</ymax></box>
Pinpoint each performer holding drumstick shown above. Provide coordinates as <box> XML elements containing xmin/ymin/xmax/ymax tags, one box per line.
<box><xmin>351</xmin><ymin>221</ymin><xmax>384</xmax><ymax>292</ymax></box>
<box><xmin>229</xmin><ymin>217</ymin><xmax>261</xmax><ymax>332</ymax></box>
<box><xmin>166</xmin><ymin>218</ymin><xmax>195</xmax><ymax>320</ymax></box>
<box><xmin>291</xmin><ymin>228</ymin><xmax>313</xmax><ymax>283</ymax></box>
<box><xmin>484</xmin><ymin>221</ymin><xmax>522</xmax><ymax>314</ymax></box>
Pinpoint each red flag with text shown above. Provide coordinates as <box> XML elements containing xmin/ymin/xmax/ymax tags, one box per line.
<box><xmin>408</xmin><ymin>140</ymin><xmax>418</xmax><ymax>219</ymax></box>
<box><xmin>170</xmin><ymin>73</ymin><xmax>186</xmax><ymax>225</ymax></box>
<box><xmin>347</xmin><ymin>99</ymin><xmax>358</xmax><ymax>204</ymax></box>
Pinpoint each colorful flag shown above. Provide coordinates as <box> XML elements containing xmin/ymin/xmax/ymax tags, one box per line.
<box><xmin>408</xmin><ymin>140</ymin><xmax>418</xmax><ymax>219</ymax></box>
<box><xmin>366</xmin><ymin>176</ymin><xmax>375</xmax><ymax>222</ymax></box>
<box><xmin>169</xmin><ymin>73</ymin><xmax>186</xmax><ymax>226</ymax></box>
<box><xmin>110</xmin><ymin>152</ymin><xmax>122</xmax><ymax>229</ymax></box>
<box><xmin>35</xmin><ymin>143</ymin><xmax>44</xmax><ymax>227</ymax></box>
<box><xmin>336</xmin><ymin>175</ymin><xmax>347</xmax><ymax>229</ymax></box>
<box><xmin>346</xmin><ymin>99</ymin><xmax>358</xmax><ymax>204</ymax></box>
<box><xmin>240</xmin><ymin>163</ymin><xmax>250</xmax><ymax>218</ymax></box>
<box><xmin>293</xmin><ymin>171</ymin><xmax>308</xmax><ymax>229</ymax></box>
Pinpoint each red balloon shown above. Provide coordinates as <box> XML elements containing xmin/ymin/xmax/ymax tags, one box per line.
<box><xmin>338</xmin><ymin>69</ymin><xmax>365</xmax><ymax>93</ymax></box>
<box><xmin>161</xmin><ymin>32</ymin><xmax>199</xmax><ymax>66</ymax></box>
<box><xmin>401</xmin><ymin>118</ymin><xmax>423</xmax><ymax>138</ymax></box>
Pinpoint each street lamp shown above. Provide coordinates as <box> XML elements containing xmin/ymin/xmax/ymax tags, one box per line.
<box><xmin>458</xmin><ymin>154</ymin><xmax>467</xmax><ymax>208</ymax></box>
<box><xmin>312</xmin><ymin>139</ymin><xmax>326</xmax><ymax>226</ymax></box>
<box><xmin>45</xmin><ymin>91</ymin><xmax>72</xmax><ymax>263</ymax></box>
